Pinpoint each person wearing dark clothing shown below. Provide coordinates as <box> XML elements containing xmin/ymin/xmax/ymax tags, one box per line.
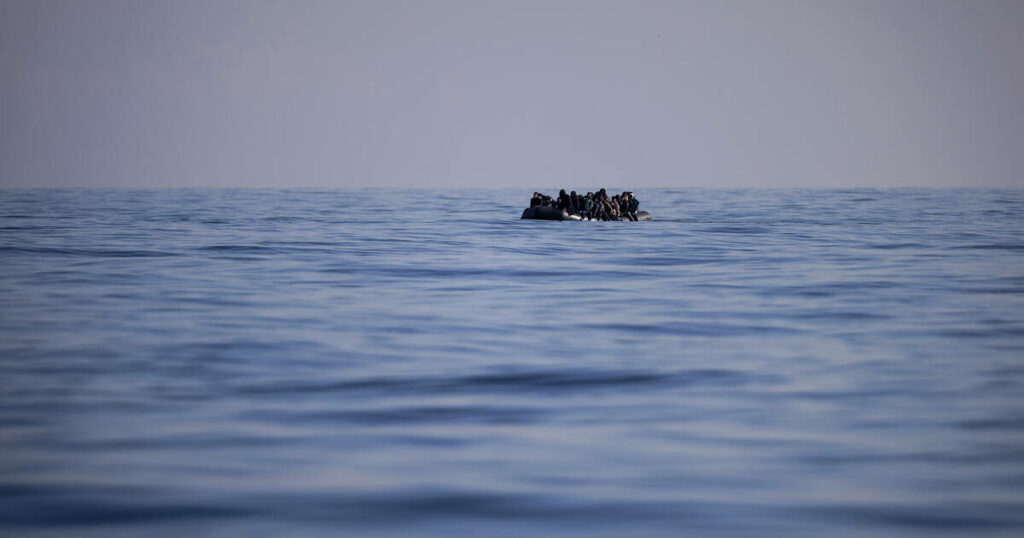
<box><xmin>627</xmin><ymin>192</ymin><xmax>639</xmax><ymax>220</ymax></box>
<box><xmin>594</xmin><ymin>188</ymin><xmax>608</xmax><ymax>220</ymax></box>
<box><xmin>526</xmin><ymin>189</ymin><xmax>640</xmax><ymax>220</ymax></box>
<box><xmin>617</xmin><ymin>192</ymin><xmax>634</xmax><ymax>220</ymax></box>
<box><xmin>601</xmin><ymin>197</ymin><xmax>614</xmax><ymax>220</ymax></box>
<box><xmin>557</xmin><ymin>189</ymin><xmax>576</xmax><ymax>215</ymax></box>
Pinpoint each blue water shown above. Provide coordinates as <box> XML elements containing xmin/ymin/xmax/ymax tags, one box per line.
<box><xmin>1</xmin><ymin>188</ymin><xmax>1023</xmax><ymax>537</ymax></box>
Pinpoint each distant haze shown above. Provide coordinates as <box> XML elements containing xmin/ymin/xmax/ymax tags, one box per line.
<box><xmin>2</xmin><ymin>0</ymin><xmax>1022</xmax><ymax>188</ymax></box>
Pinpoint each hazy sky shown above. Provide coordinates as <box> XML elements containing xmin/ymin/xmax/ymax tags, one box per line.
<box><xmin>1</xmin><ymin>0</ymin><xmax>1022</xmax><ymax>188</ymax></box>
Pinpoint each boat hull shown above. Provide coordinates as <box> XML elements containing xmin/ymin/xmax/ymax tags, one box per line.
<box><xmin>521</xmin><ymin>207</ymin><xmax>651</xmax><ymax>221</ymax></box>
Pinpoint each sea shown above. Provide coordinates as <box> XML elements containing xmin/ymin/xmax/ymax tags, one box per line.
<box><xmin>1</xmin><ymin>188</ymin><xmax>1023</xmax><ymax>537</ymax></box>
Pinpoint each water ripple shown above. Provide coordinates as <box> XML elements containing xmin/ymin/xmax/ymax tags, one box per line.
<box><xmin>1</xmin><ymin>188</ymin><xmax>1022</xmax><ymax>538</ymax></box>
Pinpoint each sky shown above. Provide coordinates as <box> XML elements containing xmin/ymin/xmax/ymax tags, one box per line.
<box><xmin>1</xmin><ymin>0</ymin><xmax>1022</xmax><ymax>189</ymax></box>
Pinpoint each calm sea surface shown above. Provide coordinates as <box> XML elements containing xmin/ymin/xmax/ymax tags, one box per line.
<box><xmin>1</xmin><ymin>188</ymin><xmax>1023</xmax><ymax>537</ymax></box>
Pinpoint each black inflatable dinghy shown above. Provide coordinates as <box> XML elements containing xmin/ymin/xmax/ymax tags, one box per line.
<box><xmin>521</xmin><ymin>206</ymin><xmax>651</xmax><ymax>221</ymax></box>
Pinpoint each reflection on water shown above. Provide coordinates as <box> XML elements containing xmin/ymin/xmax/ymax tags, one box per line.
<box><xmin>1</xmin><ymin>188</ymin><xmax>1023</xmax><ymax>537</ymax></box>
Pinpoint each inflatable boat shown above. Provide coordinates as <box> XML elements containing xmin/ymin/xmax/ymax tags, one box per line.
<box><xmin>521</xmin><ymin>206</ymin><xmax>652</xmax><ymax>221</ymax></box>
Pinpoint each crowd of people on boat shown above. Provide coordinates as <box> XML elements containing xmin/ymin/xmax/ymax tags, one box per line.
<box><xmin>529</xmin><ymin>188</ymin><xmax>640</xmax><ymax>221</ymax></box>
